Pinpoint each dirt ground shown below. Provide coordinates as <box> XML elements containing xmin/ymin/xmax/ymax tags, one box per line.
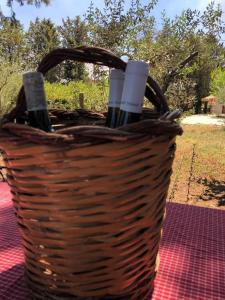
<box><xmin>168</xmin><ymin>124</ymin><xmax>225</xmax><ymax>210</ymax></box>
<box><xmin>181</xmin><ymin>114</ymin><xmax>225</xmax><ymax>126</ymax></box>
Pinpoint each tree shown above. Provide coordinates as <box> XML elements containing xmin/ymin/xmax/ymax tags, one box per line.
<box><xmin>167</xmin><ymin>2</ymin><xmax>225</xmax><ymax>111</ymax></box>
<box><xmin>0</xmin><ymin>0</ymin><xmax>50</xmax><ymax>21</ymax></box>
<box><xmin>0</xmin><ymin>17</ymin><xmax>27</xmax><ymax>63</ymax></box>
<box><xmin>0</xmin><ymin>61</ymin><xmax>22</xmax><ymax>115</ymax></box>
<box><xmin>210</xmin><ymin>67</ymin><xmax>225</xmax><ymax>104</ymax></box>
<box><xmin>85</xmin><ymin>0</ymin><xmax>157</xmax><ymax>81</ymax></box>
<box><xmin>135</xmin><ymin>3</ymin><xmax>225</xmax><ymax>112</ymax></box>
<box><xmin>188</xmin><ymin>2</ymin><xmax>225</xmax><ymax>112</ymax></box>
<box><xmin>26</xmin><ymin>18</ymin><xmax>60</xmax><ymax>81</ymax></box>
<box><xmin>85</xmin><ymin>0</ymin><xmax>157</xmax><ymax>57</ymax></box>
<box><xmin>58</xmin><ymin>16</ymin><xmax>88</xmax><ymax>81</ymax></box>
<box><xmin>7</xmin><ymin>0</ymin><xmax>50</xmax><ymax>6</ymax></box>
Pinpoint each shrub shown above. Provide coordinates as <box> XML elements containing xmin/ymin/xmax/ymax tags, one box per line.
<box><xmin>0</xmin><ymin>62</ymin><xmax>22</xmax><ymax>116</ymax></box>
<box><xmin>45</xmin><ymin>80</ymin><xmax>109</xmax><ymax>112</ymax></box>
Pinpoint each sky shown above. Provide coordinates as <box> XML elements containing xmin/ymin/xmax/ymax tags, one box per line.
<box><xmin>0</xmin><ymin>0</ymin><xmax>224</xmax><ymax>30</ymax></box>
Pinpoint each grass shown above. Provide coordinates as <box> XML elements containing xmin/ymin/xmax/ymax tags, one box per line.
<box><xmin>169</xmin><ymin>125</ymin><xmax>225</xmax><ymax>209</ymax></box>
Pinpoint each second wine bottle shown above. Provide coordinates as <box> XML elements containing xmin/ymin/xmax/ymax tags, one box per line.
<box><xmin>117</xmin><ymin>61</ymin><xmax>149</xmax><ymax>127</ymax></box>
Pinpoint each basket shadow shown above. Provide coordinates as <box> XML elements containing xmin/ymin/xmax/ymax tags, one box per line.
<box><xmin>0</xmin><ymin>204</ymin><xmax>22</xmax><ymax>251</ymax></box>
<box><xmin>0</xmin><ymin>263</ymin><xmax>29</xmax><ymax>300</ymax></box>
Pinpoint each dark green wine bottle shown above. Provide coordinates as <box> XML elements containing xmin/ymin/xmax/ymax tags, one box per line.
<box><xmin>16</xmin><ymin>113</ymin><xmax>27</xmax><ymax>124</ymax></box>
<box><xmin>105</xmin><ymin>69</ymin><xmax>124</xmax><ymax>128</ymax></box>
<box><xmin>117</xmin><ymin>61</ymin><xmax>149</xmax><ymax>127</ymax></box>
<box><xmin>23</xmin><ymin>72</ymin><xmax>53</xmax><ymax>132</ymax></box>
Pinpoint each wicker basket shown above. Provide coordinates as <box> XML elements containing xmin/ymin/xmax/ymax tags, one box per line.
<box><xmin>0</xmin><ymin>46</ymin><xmax>182</xmax><ymax>300</ymax></box>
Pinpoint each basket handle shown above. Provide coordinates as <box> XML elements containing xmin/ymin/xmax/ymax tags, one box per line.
<box><xmin>5</xmin><ymin>46</ymin><xmax>169</xmax><ymax>122</ymax></box>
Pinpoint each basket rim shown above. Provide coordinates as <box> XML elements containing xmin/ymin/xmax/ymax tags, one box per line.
<box><xmin>0</xmin><ymin>115</ymin><xmax>183</xmax><ymax>146</ymax></box>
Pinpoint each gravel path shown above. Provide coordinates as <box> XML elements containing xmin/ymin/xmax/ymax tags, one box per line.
<box><xmin>181</xmin><ymin>114</ymin><xmax>225</xmax><ymax>126</ymax></box>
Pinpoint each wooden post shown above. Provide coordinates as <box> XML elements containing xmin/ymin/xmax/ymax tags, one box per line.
<box><xmin>203</xmin><ymin>102</ymin><xmax>208</xmax><ymax>114</ymax></box>
<box><xmin>79</xmin><ymin>93</ymin><xmax>84</xmax><ymax>109</ymax></box>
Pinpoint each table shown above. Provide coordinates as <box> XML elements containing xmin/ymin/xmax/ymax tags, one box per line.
<box><xmin>1</xmin><ymin>182</ymin><xmax>225</xmax><ymax>299</ymax></box>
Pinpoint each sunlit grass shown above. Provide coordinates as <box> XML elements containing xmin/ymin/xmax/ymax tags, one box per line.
<box><xmin>169</xmin><ymin>125</ymin><xmax>225</xmax><ymax>208</ymax></box>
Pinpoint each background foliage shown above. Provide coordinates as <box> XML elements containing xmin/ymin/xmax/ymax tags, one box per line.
<box><xmin>210</xmin><ymin>67</ymin><xmax>225</xmax><ymax>104</ymax></box>
<box><xmin>0</xmin><ymin>0</ymin><xmax>224</xmax><ymax>116</ymax></box>
<box><xmin>45</xmin><ymin>81</ymin><xmax>108</xmax><ymax>112</ymax></box>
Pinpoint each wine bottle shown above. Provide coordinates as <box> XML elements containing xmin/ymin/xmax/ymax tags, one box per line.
<box><xmin>23</xmin><ymin>72</ymin><xmax>53</xmax><ymax>132</ymax></box>
<box><xmin>117</xmin><ymin>61</ymin><xmax>149</xmax><ymax>126</ymax></box>
<box><xmin>105</xmin><ymin>69</ymin><xmax>125</xmax><ymax>128</ymax></box>
<box><xmin>16</xmin><ymin>113</ymin><xmax>27</xmax><ymax>124</ymax></box>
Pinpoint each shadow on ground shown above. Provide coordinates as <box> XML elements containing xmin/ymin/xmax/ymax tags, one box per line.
<box><xmin>198</xmin><ymin>178</ymin><xmax>225</xmax><ymax>206</ymax></box>
<box><xmin>0</xmin><ymin>264</ymin><xmax>29</xmax><ymax>300</ymax></box>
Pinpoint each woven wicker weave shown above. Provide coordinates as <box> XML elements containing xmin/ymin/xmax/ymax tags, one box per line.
<box><xmin>0</xmin><ymin>46</ymin><xmax>182</xmax><ymax>300</ymax></box>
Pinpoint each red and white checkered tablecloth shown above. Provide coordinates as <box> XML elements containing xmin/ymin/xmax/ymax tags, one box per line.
<box><xmin>1</xmin><ymin>182</ymin><xmax>225</xmax><ymax>300</ymax></box>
